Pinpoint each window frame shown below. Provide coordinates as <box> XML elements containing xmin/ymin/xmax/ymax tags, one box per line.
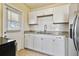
<box><xmin>5</xmin><ymin>4</ymin><xmax>22</xmax><ymax>32</ymax></box>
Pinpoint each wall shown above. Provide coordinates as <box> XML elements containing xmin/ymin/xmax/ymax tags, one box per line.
<box><xmin>0</xmin><ymin>4</ymin><xmax>3</xmax><ymax>37</ymax></box>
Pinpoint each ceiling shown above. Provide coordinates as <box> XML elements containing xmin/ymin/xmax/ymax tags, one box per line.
<box><xmin>25</xmin><ymin>3</ymin><xmax>56</xmax><ymax>9</ymax></box>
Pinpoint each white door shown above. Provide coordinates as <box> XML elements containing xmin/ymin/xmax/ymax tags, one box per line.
<box><xmin>3</xmin><ymin>4</ymin><xmax>24</xmax><ymax>50</ymax></box>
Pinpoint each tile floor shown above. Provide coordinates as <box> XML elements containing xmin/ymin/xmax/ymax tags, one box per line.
<box><xmin>16</xmin><ymin>49</ymin><xmax>48</xmax><ymax>56</ymax></box>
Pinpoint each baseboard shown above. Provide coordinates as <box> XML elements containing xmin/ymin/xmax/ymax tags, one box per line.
<box><xmin>24</xmin><ymin>48</ymin><xmax>53</xmax><ymax>56</ymax></box>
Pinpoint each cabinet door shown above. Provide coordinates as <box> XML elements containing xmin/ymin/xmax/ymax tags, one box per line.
<box><xmin>33</xmin><ymin>35</ymin><xmax>42</xmax><ymax>51</ymax></box>
<box><xmin>36</xmin><ymin>10</ymin><xmax>44</xmax><ymax>16</ymax></box>
<box><xmin>53</xmin><ymin>5</ymin><xmax>69</xmax><ymax>23</ymax></box>
<box><xmin>43</xmin><ymin>8</ymin><xmax>53</xmax><ymax>15</ymax></box>
<box><xmin>29</xmin><ymin>11</ymin><xmax>37</xmax><ymax>24</ymax></box>
<box><xmin>25</xmin><ymin>34</ymin><xmax>34</xmax><ymax>49</ymax></box>
<box><xmin>42</xmin><ymin>37</ymin><xmax>53</xmax><ymax>55</ymax></box>
<box><xmin>53</xmin><ymin>37</ymin><xmax>65</xmax><ymax>56</ymax></box>
<box><xmin>24</xmin><ymin>34</ymin><xmax>29</xmax><ymax>48</ymax></box>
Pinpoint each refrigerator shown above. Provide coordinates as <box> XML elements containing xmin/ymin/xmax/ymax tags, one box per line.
<box><xmin>69</xmin><ymin>13</ymin><xmax>79</xmax><ymax>56</ymax></box>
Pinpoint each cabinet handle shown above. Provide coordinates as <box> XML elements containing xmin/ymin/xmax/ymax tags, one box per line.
<box><xmin>41</xmin><ymin>38</ymin><xmax>43</xmax><ymax>40</ymax></box>
<box><xmin>53</xmin><ymin>40</ymin><xmax>55</xmax><ymax>42</ymax></box>
<box><xmin>56</xmin><ymin>37</ymin><xmax>61</xmax><ymax>39</ymax></box>
<box><xmin>59</xmin><ymin>37</ymin><xmax>61</xmax><ymax>39</ymax></box>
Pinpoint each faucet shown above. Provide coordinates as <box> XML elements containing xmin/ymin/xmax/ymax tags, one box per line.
<box><xmin>44</xmin><ymin>25</ymin><xmax>47</xmax><ymax>32</ymax></box>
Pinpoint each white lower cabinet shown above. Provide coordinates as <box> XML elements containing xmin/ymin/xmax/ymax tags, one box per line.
<box><xmin>24</xmin><ymin>34</ymin><xmax>34</xmax><ymax>49</ymax></box>
<box><xmin>25</xmin><ymin>34</ymin><xmax>65</xmax><ymax>56</ymax></box>
<box><xmin>33</xmin><ymin>35</ymin><xmax>42</xmax><ymax>51</ymax></box>
<box><xmin>42</xmin><ymin>37</ymin><xmax>53</xmax><ymax>55</ymax></box>
<box><xmin>53</xmin><ymin>37</ymin><xmax>65</xmax><ymax>56</ymax></box>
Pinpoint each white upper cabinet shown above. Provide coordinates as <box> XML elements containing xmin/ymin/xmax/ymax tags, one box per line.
<box><xmin>53</xmin><ymin>5</ymin><xmax>69</xmax><ymax>23</ymax></box>
<box><xmin>69</xmin><ymin>4</ymin><xmax>78</xmax><ymax>24</ymax></box>
<box><xmin>29</xmin><ymin>11</ymin><xmax>37</xmax><ymax>24</ymax></box>
<box><xmin>42</xmin><ymin>8</ymin><xmax>53</xmax><ymax>15</ymax></box>
<box><xmin>36</xmin><ymin>8</ymin><xmax>53</xmax><ymax>16</ymax></box>
<box><xmin>36</xmin><ymin>10</ymin><xmax>44</xmax><ymax>16</ymax></box>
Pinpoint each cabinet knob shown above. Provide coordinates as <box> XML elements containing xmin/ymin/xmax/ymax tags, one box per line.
<box><xmin>59</xmin><ymin>37</ymin><xmax>61</xmax><ymax>39</ymax></box>
<box><xmin>4</xmin><ymin>32</ymin><xmax>6</xmax><ymax>34</ymax></box>
<box><xmin>53</xmin><ymin>40</ymin><xmax>55</xmax><ymax>42</ymax></box>
<box><xmin>41</xmin><ymin>38</ymin><xmax>43</xmax><ymax>40</ymax></box>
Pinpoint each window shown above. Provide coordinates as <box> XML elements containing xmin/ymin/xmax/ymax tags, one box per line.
<box><xmin>6</xmin><ymin>7</ymin><xmax>21</xmax><ymax>31</ymax></box>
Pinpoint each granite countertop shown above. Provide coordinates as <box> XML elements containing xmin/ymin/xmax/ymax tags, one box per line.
<box><xmin>24</xmin><ymin>31</ymin><xmax>69</xmax><ymax>37</ymax></box>
<box><xmin>0</xmin><ymin>37</ymin><xmax>16</xmax><ymax>45</ymax></box>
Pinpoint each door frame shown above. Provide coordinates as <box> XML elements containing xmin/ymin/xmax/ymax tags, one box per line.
<box><xmin>3</xmin><ymin>3</ymin><xmax>24</xmax><ymax>50</ymax></box>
